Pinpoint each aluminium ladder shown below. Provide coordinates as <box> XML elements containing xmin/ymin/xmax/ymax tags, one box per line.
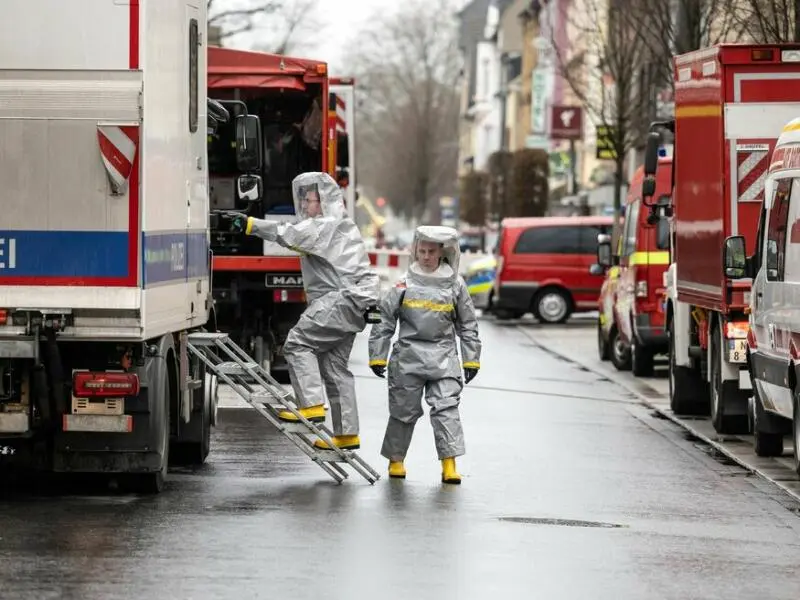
<box><xmin>187</xmin><ymin>332</ymin><xmax>380</xmax><ymax>484</ymax></box>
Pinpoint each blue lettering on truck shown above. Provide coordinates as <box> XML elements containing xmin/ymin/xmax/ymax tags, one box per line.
<box><xmin>0</xmin><ymin>230</ymin><xmax>128</xmax><ymax>277</ymax></box>
<box><xmin>142</xmin><ymin>230</ymin><xmax>208</xmax><ymax>286</ymax></box>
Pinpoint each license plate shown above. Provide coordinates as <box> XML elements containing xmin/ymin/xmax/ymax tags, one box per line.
<box><xmin>728</xmin><ymin>338</ymin><xmax>747</xmax><ymax>363</ymax></box>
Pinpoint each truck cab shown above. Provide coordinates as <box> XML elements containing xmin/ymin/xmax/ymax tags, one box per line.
<box><xmin>594</xmin><ymin>159</ymin><xmax>671</xmax><ymax>375</ymax></box>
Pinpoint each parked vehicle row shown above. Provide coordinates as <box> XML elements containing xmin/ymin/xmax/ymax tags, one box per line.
<box><xmin>591</xmin><ymin>42</ymin><xmax>800</xmax><ymax>476</ymax></box>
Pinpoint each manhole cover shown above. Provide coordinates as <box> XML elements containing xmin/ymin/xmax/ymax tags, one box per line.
<box><xmin>498</xmin><ymin>516</ymin><xmax>626</xmax><ymax>529</ymax></box>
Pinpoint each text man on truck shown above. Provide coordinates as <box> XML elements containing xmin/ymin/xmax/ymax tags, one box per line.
<box><xmin>642</xmin><ymin>44</ymin><xmax>800</xmax><ymax>434</ymax></box>
<box><xmin>0</xmin><ymin>0</ymin><xmax>261</xmax><ymax>492</ymax></box>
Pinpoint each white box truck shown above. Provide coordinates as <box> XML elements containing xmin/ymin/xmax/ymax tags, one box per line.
<box><xmin>0</xmin><ymin>0</ymin><xmax>263</xmax><ymax>492</ymax></box>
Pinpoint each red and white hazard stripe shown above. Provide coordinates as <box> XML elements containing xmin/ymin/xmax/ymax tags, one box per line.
<box><xmin>335</xmin><ymin>95</ymin><xmax>346</xmax><ymax>133</ymax></box>
<box><xmin>97</xmin><ymin>124</ymin><xmax>139</xmax><ymax>195</ymax></box>
<box><xmin>736</xmin><ymin>143</ymin><xmax>770</xmax><ymax>203</ymax></box>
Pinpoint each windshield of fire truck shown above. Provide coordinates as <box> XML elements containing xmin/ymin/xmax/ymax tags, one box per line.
<box><xmin>207</xmin><ymin>91</ymin><xmax>324</xmax><ymax>215</ymax></box>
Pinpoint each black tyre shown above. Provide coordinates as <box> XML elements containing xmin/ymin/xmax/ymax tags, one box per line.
<box><xmin>609</xmin><ymin>326</ymin><xmax>631</xmax><ymax>371</ymax></box>
<box><xmin>668</xmin><ymin>319</ymin><xmax>708</xmax><ymax>416</ymax></box>
<box><xmin>631</xmin><ymin>339</ymin><xmax>655</xmax><ymax>377</ymax></box>
<box><xmin>598</xmin><ymin>321</ymin><xmax>610</xmax><ymax>361</ymax></box>
<box><xmin>533</xmin><ymin>287</ymin><xmax>571</xmax><ymax>324</ymax></box>
<box><xmin>709</xmin><ymin>324</ymin><xmax>749</xmax><ymax>434</ymax></box>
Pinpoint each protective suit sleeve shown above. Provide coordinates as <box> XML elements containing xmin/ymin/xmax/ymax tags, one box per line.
<box><xmin>368</xmin><ymin>284</ymin><xmax>404</xmax><ymax>366</ymax></box>
<box><xmin>454</xmin><ymin>277</ymin><xmax>481</xmax><ymax>368</ymax></box>
<box><xmin>246</xmin><ymin>217</ymin><xmax>321</xmax><ymax>254</ymax></box>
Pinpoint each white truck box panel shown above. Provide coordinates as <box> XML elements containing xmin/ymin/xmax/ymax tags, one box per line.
<box><xmin>0</xmin><ymin>0</ymin><xmax>132</xmax><ymax>71</ymax></box>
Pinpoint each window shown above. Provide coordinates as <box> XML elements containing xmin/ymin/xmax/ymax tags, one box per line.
<box><xmin>514</xmin><ymin>226</ymin><xmax>581</xmax><ymax>254</ymax></box>
<box><xmin>189</xmin><ymin>19</ymin><xmax>199</xmax><ymax>133</ymax></box>
<box><xmin>578</xmin><ymin>224</ymin><xmax>611</xmax><ymax>254</ymax></box>
<box><xmin>621</xmin><ymin>200</ymin><xmax>641</xmax><ymax>257</ymax></box>
<box><xmin>655</xmin><ymin>195</ymin><xmax>671</xmax><ymax>250</ymax></box>
<box><xmin>766</xmin><ymin>178</ymin><xmax>791</xmax><ymax>281</ymax></box>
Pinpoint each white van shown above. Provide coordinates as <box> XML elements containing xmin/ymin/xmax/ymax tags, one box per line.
<box><xmin>724</xmin><ymin>117</ymin><xmax>800</xmax><ymax>474</ymax></box>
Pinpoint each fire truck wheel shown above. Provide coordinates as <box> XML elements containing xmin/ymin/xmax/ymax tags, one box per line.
<box><xmin>609</xmin><ymin>326</ymin><xmax>631</xmax><ymax>371</ymax></box>
<box><xmin>125</xmin><ymin>370</ymin><xmax>170</xmax><ymax>494</ymax></box>
<box><xmin>631</xmin><ymin>340</ymin><xmax>654</xmax><ymax>377</ymax></box>
<box><xmin>597</xmin><ymin>321</ymin><xmax>610</xmax><ymax>361</ymax></box>
<box><xmin>668</xmin><ymin>320</ymin><xmax>709</xmax><ymax>416</ymax></box>
<box><xmin>709</xmin><ymin>324</ymin><xmax>748</xmax><ymax>434</ymax></box>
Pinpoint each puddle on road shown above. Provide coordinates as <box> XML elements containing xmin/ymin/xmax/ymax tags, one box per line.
<box><xmin>497</xmin><ymin>516</ymin><xmax>627</xmax><ymax>529</ymax></box>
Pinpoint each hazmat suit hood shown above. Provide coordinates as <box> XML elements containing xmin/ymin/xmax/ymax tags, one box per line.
<box><xmin>409</xmin><ymin>225</ymin><xmax>461</xmax><ymax>285</ymax></box>
<box><xmin>292</xmin><ymin>172</ymin><xmax>346</xmax><ymax>221</ymax></box>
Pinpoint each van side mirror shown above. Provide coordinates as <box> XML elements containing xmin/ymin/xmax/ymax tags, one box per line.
<box><xmin>235</xmin><ymin>114</ymin><xmax>262</xmax><ymax>172</ymax></box>
<box><xmin>589</xmin><ymin>263</ymin><xmax>606</xmax><ymax>276</ymax></box>
<box><xmin>642</xmin><ymin>176</ymin><xmax>656</xmax><ymax>202</ymax></box>
<box><xmin>723</xmin><ymin>235</ymin><xmax>747</xmax><ymax>279</ymax></box>
<box><xmin>596</xmin><ymin>238</ymin><xmax>612</xmax><ymax>268</ymax></box>
<box><xmin>643</xmin><ymin>131</ymin><xmax>660</xmax><ymax>176</ymax></box>
<box><xmin>237</xmin><ymin>174</ymin><xmax>262</xmax><ymax>202</ymax></box>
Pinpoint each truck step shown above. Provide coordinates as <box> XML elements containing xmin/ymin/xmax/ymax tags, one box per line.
<box><xmin>216</xmin><ymin>361</ymin><xmax>258</xmax><ymax>375</ymax></box>
<box><xmin>187</xmin><ymin>332</ymin><xmax>230</xmax><ymax>347</ymax></box>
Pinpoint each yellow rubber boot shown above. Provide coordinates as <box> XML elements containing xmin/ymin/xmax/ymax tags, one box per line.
<box><xmin>278</xmin><ymin>404</ymin><xmax>325</xmax><ymax>423</ymax></box>
<box><xmin>313</xmin><ymin>435</ymin><xmax>361</xmax><ymax>450</ymax></box>
<box><xmin>441</xmin><ymin>457</ymin><xmax>461</xmax><ymax>484</ymax></box>
<box><xmin>388</xmin><ymin>461</ymin><xmax>406</xmax><ymax>479</ymax></box>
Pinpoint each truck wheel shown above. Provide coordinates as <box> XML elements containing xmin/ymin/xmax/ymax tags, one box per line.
<box><xmin>533</xmin><ymin>287</ymin><xmax>571</xmax><ymax>324</ymax></box>
<box><xmin>631</xmin><ymin>339</ymin><xmax>655</xmax><ymax>377</ymax></box>
<box><xmin>709</xmin><ymin>324</ymin><xmax>748</xmax><ymax>434</ymax></box>
<box><xmin>753</xmin><ymin>390</ymin><xmax>784</xmax><ymax>457</ymax></box>
<box><xmin>609</xmin><ymin>326</ymin><xmax>631</xmax><ymax>371</ymax></box>
<box><xmin>668</xmin><ymin>320</ymin><xmax>708</xmax><ymax>416</ymax></box>
<box><xmin>126</xmin><ymin>371</ymin><xmax>169</xmax><ymax>493</ymax></box>
<box><xmin>597</xmin><ymin>321</ymin><xmax>610</xmax><ymax>361</ymax></box>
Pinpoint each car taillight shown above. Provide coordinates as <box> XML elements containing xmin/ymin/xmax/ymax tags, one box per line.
<box><xmin>72</xmin><ymin>371</ymin><xmax>140</xmax><ymax>398</ymax></box>
<box><xmin>725</xmin><ymin>321</ymin><xmax>749</xmax><ymax>339</ymax></box>
<box><xmin>635</xmin><ymin>281</ymin><xmax>648</xmax><ymax>298</ymax></box>
<box><xmin>273</xmin><ymin>289</ymin><xmax>306</xmax><ymax>303</ymax></box>
<box><xmin>0</xmin><ymin>309</ymin><xmax>7</xmax><ymax>325</ymax></box>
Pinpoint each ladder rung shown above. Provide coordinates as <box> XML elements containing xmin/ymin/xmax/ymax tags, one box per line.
<box><xmin>315</xmin><ymin>449</ymin><xmax>349</xmax><ymax>463</ymax></box>
<box><xmin>216</xmin><ymin>361</ymin><xmax>258</xmax><ymax>375</ymax></box>
<box><xmin>187</xmin><ymin>332</ymin><xmax>230</xmax><ymax>346</ymax></box>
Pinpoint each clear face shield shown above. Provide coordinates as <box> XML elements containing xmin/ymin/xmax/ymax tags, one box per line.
<box><xmin>411</xmin><ymin>226</ymin><xmax>460</xmax><ymax>275</ymax></box>
<box><xmin>294</xmin><ymin>182</ymin><xmax>323</xmax><ymax>219</ymax></box>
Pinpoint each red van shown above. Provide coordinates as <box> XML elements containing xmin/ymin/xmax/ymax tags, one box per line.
<box><xmin>491</xmin><ymin>215</ymin><xmax>614</xmax><ymax>323</ymax></box>
<box><xmin>594</xmin><ymin>159</ymin><xmax>672</xmax><ymax>375</ymax></box>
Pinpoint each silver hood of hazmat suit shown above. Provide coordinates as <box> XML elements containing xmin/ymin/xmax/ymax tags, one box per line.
<box><xmin>368</xmin><ymin>226</ymin><xmax>482</xmax><ymax>460</ymax></box>
<box><xmin>246</xmin><ymin>172</ymin><xmax>380</xmax><ymax>435</ymax></box>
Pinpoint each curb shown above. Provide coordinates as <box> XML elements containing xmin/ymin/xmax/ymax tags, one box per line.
<box><xmin>525</xmin><ymin>331</ymin><xmax>800</xmax><ymax>505</ymax></box>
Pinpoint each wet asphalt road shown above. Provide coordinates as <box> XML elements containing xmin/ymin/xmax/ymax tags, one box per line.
<box><xmin>3</xmin><ymin>316</ymin><xmax>800</xmax><ymax>599</ymax></box>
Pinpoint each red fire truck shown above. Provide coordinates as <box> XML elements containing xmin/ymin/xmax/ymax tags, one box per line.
<box><xmin>206</xmin><ymin>47</ymin><xmax>356</xmax><ymax>378</ymax></box>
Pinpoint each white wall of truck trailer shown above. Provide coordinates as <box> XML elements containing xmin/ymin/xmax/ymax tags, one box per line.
<box><xmin>0</xmin><ymin>0</ymin><xmax>258</xmax><ymax>493</ymax></box>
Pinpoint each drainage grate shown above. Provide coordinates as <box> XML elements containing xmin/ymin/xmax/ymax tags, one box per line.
<box><xmin>498</xmin><ymin>516</ymin><xmax>626</xmax><ymax>529</ymax></box>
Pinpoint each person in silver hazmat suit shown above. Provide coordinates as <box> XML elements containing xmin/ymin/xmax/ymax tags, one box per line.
<box><xmin>368</xmin><ymin>226</ymin><xmax>481</xmax><ymax>484</ymax></box>
<box><xmin>229</xmin><ymin>172</ymin><xmax>380</xmax><ymax>450</ymax></box>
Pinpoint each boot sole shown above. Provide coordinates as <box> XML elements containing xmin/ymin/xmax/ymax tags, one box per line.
<box><xmin>314</xmin><ymin>444</ymin><xmax>360</xmax><ymax>450</ymax></box>
<box><xmin>389</xmin><ymin>473</ymin><xmax>406</xmax><ymax>479</ymax></box>
<box><xmin>442</xmin><ymin>478</ymin><xmax>461</xmax><ymax>484</ymax></box>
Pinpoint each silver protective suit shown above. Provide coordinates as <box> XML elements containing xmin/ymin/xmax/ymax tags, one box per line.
<box><xmin>246</xmin><ymin>172</ymin><xmax>380</xmax><ymax>435</ymax></box>
<box><xmin>368</xmin><ymin>226</ymin><xmax>481</xmax><ymax>460</ymax></box>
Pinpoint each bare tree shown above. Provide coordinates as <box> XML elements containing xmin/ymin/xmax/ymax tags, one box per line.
<box><xmin>207</xmin><ymin>0</ymin><xmax>321</xmax><ymax>53</ymax></box>
<box><xmin>343</xmin><ymin>0</ymin><xmax>462</xmax><ymax>221</ymax></box>
<box><xmin>553</xmin><ymin>0</ymin><xmax>655</xmax><ymax>227</ymax></box>
<box><xmin>734</xmin><ymin>0</ymin><xmax>800</xmax><ymax>42</ymax></box>
<box><xmin>627</xmin><ymin>0</ymin><xmax>743</xmax><ymax>93</ymax></box>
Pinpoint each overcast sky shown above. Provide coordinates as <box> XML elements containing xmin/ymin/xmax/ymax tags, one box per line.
<box><xmin>220</xmin><ymin>0</ymin><xmax>469</xmax><ymax>74</ymax></box>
